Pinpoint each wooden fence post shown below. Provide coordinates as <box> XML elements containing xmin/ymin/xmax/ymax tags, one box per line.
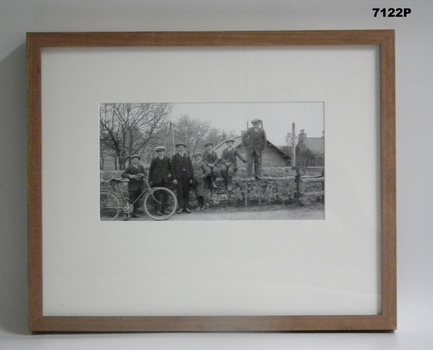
<box><xmin>296</xmin><ymin>169</ymin><xmax>325</xmax><ymax>206</ymax></box>
<box><xmin>295</xmin><ymin>167</ymin><xmax>304</xmax><ymax>206</ymax></box>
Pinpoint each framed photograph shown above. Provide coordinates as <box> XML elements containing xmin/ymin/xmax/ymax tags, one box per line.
<box><xmin>28</xmin><ymin>30</ymin><xmax>396</xmax><ymax>332</ymax></box>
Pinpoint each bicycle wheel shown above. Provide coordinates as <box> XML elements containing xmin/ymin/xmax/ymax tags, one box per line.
<box><xmin>144</xmin><ymin>187</ymin><xmax>178</xmax><ymax>221</ymax></box>
<box><xmin>100</xmin><ymin>191</ymin><xmax>122</xmax><ymax>220</ymax></box>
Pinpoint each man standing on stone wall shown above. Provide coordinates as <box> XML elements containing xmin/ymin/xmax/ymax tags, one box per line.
<box><xmin>242</xmin><ymin>118</ymin><xmax>267</xmax><ymax>180</ymax></box>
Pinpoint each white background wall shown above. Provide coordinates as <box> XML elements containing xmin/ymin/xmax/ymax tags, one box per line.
<box><xmin>1</xmin><ymin>0</ymin><xmax>432</xmax><ymax>349</ymax></box>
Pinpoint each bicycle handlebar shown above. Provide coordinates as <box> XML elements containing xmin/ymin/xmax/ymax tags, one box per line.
<box><xmin>109</xmin><ymin>175</ymin><xmax>147</xmax><ymax>183</ymax></box>
<box><xmin>109</xmin><ymin>178</ymin><xmax>123</xmax><ymax>184</ymax></box>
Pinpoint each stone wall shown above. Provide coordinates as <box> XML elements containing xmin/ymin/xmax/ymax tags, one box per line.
<box><xmin>197</xmin><ymin>177</ymin><xmax>296</xmax><ymax>207</ymax></box>
<box><xmin>100</xmin><ymin>166</ymin><xmax>324</xmax><ymax>182</ymax></box>
<box><xmin>100</xmin><ymin>167</ymin><xmax>324</xmax><ymax>208</ymax></box>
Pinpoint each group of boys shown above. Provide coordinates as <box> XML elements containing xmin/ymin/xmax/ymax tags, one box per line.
<box><xmin>121</xmin><ymin>118</ymin><xmax>266</xmax><ymax>219</ymax></box>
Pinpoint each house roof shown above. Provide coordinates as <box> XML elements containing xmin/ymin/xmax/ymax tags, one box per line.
<box><xmin>213</xmin><ymin>136</ymin><xmax>243</xmax><ymax>158</ymax></box>
<box><xmin>213</xmin><ymin>136</ymin><xmax>290</xmax><ymax>161</ymax></box>
<box><xmin>304</xmin><ymin>137</ymin><xmax>324</xmax><ymax>154</ymax></box>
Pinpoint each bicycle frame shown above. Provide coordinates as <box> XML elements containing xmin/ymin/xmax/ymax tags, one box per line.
<box><xmin>101</xmin><ymin>177</ymin><xmax>178</xmax><ymax>221</ymax></box>
<box><xmin>107</xmin><ymin>178</ymin><xmax>150</xmax><ymax>207</ymax></box>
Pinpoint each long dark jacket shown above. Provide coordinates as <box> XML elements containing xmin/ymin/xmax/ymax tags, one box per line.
<box><xmin>242</xmin><ymin>127</ymin><xmax>267</xmax><ymax>155</ymax></box>
<box><xmin>148</xmin><ymin>156</ymin><xmax>171</xmax><ymax>185</ymax></box>
<box><xmin>202</xmin><ymin>149</ymin><xmax>219</xmax><ymax>166</ymax></box>
<box><xmin>171</xmin><ymin>153</ymin><xmax>193</xmax><ymax>181</ymax></box>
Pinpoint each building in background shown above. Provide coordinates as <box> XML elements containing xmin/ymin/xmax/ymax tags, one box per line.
<box><xmin>295</xmin><ymin>129</ymin><xmax>324</xmax><ymax>167</ymax></box>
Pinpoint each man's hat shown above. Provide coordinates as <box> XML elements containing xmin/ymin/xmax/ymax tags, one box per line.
<box><xmin>251</xmin><ymin>118</ymin><xmax>261</xmax><ymax>124</ymax></box>
<box><xmin>130</xmin><ymin>154</ymin><xmax>141</xmax><ymax>160</ymax></box>
<box><xmin>193</xmin><ymin>152</ymin><xmax>202</xmax><ymax>157</ymax></box>
<box><xmin>175</xmin><ymin>142</ymin><xmax>187</xmax><ymax>148</ymax></box>
<box><xmin>204</xmin><ymin>142</ymin><xmax>213</xmax><ymax>147</ymax></box>
<box><xmin>154</xmin><ymin>146</ymin><xmax>165</xmax><ymax>152</ymax></box>
<box><xmin>225</xmin><ymin>139</ymin><xmax>235</xmax><ymax>144</ymax></box>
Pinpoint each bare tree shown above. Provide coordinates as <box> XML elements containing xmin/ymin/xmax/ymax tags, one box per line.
<box><xmin>141</xmin><ymin>121</ymin><xmax>174</xmax><ymax>162</ymax></box>
<box><xmin>285</xmin><ymin>132</ymin><xmax>298</xmax><ymax>147</ymax></box>
<box><xmin>204</xmin><ymin>127</ymin><xmax>226</xmax><ymax>147</ymax></box>
<box><xmin>173</xmin><ymin>114</ymin><xmax>211</xmax><ymax>154</ymax></box>
<box><xmin>226</xmin><ymin>129</ymin><xmax>238</xmax><ymax>140</ymax></box>
<box><xmin>100</xmin><ymin>103</ymin><xmax>172</xmax><ymax>169</ymax></box>
<box><xmin>202</xmin><ymin>127</ymin><xmax>238</xmax><ymax>148</ymax></box>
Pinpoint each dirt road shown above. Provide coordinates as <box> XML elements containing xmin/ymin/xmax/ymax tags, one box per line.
<box><xmin>132</xmin><ymin>204</ymin><xmax>324</xmax><ymax>221</ymax></box>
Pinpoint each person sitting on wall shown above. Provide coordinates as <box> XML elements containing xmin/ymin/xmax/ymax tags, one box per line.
<box><xmin>121</xmin><ymin>154</ymin><xmax>147</xmax><ymax>220</ymax></box>
<box><xmin>171</xmin><ymin>142</ymin><xmax>194</xmax><ymax>214</ymax></box>
<box><xmin>202</xmin><ymin>142</ymin><xmax>219</xmax><ymax>189</ymax></box>
<box><xmin>148</xmin><ymin>146</ymin><xmax>172</xmax><ymax>216</ymax></box>
<box><xmin>192</xmin><ymin>152</ymin><xmax>211</xmax><ymax>211</ymax></box>
<box><xmin>220</xmin><ymin>139</ymin><xmax>246</xmax><ymax>191</ymax></box>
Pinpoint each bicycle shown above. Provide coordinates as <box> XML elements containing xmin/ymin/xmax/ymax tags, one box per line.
<box><xmin>100</xmin><ymin>175</ymin><xmax>178</xmax><ymax>221</ymax></box>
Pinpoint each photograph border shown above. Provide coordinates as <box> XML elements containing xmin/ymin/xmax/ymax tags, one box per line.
<box><xmin>28</xmin><ymin>30</ymin><xmax>396</xmax><ymax>332</ymax></box>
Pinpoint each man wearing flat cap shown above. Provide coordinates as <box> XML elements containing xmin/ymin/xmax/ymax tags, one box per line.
<box><xmin>202</xmin><ymin>142</ymin><xmax>219</xmax><ymax>189</ymax></box>
<box><xmin>241</xmin><ymin>118</ymin><xmax>267</xmax><ymax>180</ymax></box>
<box><xmin>171</xmin><ymin>143</ymin><xmax>194</xmax><ymax>213</ymax></box>
<box><xmin>192</xmin><ymin>152</ymin><xmax>211</xmax><ymax>211</ymax></box>
<box><xmin>221</xmin><ymin>139</ymin><xmax>246</xmax><ymax>191</ymax></box>
<box><xmin>121</xmin><ymin>154</ymin><xmax>147</xmax><ymax>220</ymax></box>
<box><xmin>148</xmin><ymin>146</ymin><xmax>172</xmax><ymax>216</ymax></box>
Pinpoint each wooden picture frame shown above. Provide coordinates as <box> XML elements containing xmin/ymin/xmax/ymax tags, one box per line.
<box><xmin>28</xmin><ymin>30</ymin><xmax>396</xmax><ymax>332</ymax></box>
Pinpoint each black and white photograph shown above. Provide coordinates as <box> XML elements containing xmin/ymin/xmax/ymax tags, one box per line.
<box><xmin>24</xmin><ymin>27</ymin><xmax>400</xmax><ymax>335</ymax></box>
<box><xmin>100</xmin><ymin>102</ymin><xmax>325</xmax><ymax>221</ymax></box>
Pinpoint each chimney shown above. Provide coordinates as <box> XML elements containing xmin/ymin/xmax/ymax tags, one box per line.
<box><xmin>299</xmin><ymin>129</ymin><xmax>306</xmax><ymax>142</ymax></box>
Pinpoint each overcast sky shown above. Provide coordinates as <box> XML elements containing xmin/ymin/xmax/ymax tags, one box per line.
<box><xmin>171</xmin><ymin>102</ymin><xmax>324</xmax><ymax>146</ymax></box>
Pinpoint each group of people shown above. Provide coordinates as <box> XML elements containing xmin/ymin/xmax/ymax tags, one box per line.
<box><xmin>120</xmin><ymin>118</ymin><xmax>266</xmax><ymax>219</ymax></box>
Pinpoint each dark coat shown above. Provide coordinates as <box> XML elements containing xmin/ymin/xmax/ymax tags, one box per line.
<box><xmin>171</xmin><ymin>153</ymin><xmax>193</xmax><ymax>181</ymax></box>
<box><xmin>242</xmin><ymin>127</ymin><xmax>267</xmax><ymax>155</ymax></box>
<box><xmin>121</xmin><ymin>164</ymin><xmax>146</xmax><ymax>192</ymax></box>
<box><xmin>221</xmin><ymin>147</ymin><xmax>245</xmax><ymax>170</ymax></box>
<box><xmin>148</xmin><ymin>156</ymin><xmax>171</xmax><ymax>185</ymax></box>
<box><xmin>202</xmin><ymin>149</ymin><xmax>219</xmax><ymax>166</ymax></box>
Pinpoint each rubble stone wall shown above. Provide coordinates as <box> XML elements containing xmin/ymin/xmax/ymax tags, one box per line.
<box><xmin>100</xmin><ymin>167</ymin><xmax>323</xmax><ymax>208</ymax></box>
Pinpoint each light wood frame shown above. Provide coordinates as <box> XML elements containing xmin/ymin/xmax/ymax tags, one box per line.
<box><xmin>28</xmin><ymin>30</ymin><xmax>396</xmax><ymax>333</ymax></box>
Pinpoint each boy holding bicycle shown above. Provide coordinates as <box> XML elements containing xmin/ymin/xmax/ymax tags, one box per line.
<box><xmin>121</xmin><ymin>154</ymin><xmax>146</xmax><ymax>220</ymax></box>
